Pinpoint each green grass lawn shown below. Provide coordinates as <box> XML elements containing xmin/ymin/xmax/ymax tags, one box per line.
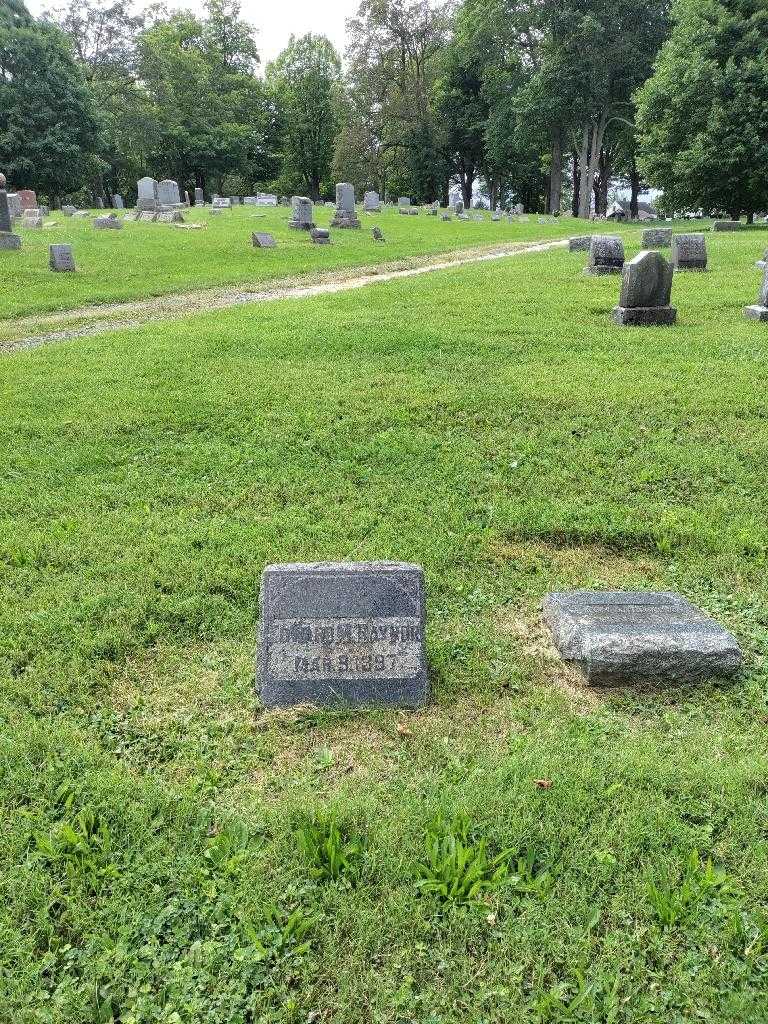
<box><xmin>0</xmin><ymin>205</ymin><xmax>583</xmax><ymax>323</ymax></box>
<box><xmin>2</xmin><ymin>227</ymin><xmax>768</xmax><ymax>1022</ymax></box>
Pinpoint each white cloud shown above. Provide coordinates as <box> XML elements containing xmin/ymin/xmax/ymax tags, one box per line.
<box><xmin>25</xmin><ymin>0</ymin><xmax>359</xmax><ymax>64</ymax></box>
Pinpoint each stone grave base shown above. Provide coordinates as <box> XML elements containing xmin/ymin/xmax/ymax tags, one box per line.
<box><xmin>674</xmin><ymin>263</ymin><xmax>708</xmax><ymax>272</ymax></box>
<box><xmin>288</xmin><ymin>221</ymin><xmax>315</xmax><ymax>231</ymax></box>
<box><xmin>584</xmin><ymin>265</ymin><xmax>623</xmax><ymax>275</ymax></box>
<box><xmin>330</xmin><ymin>213</ymin><xmax>360</xmax><ymax>229</ymax></box>
<box><xmin>612</xmin><ymin>305</ymin><xmax>677</xmax><ymax>326</ymax></box>
<box><xmin>0</xmin><ymin>232</ymin><xmax>21</xmax><ymax>250</ymax></box>
<box><xmin>744</xmin><ymin>305</ymin><xmax>768</xmax><ymax>321</ymax></box>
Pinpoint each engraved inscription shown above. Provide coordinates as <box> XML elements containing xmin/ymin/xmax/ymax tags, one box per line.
<box><xmin>268</xmin><ymin>616</ymin><xmax>423</xmax><ymax>681</ymax></box>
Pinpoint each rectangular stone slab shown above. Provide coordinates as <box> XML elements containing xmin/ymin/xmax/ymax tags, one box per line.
<box><xmin>258</xmin><ymin>561</ymin><xmax>428</xmax><ymax>708</ymax></box>
<box><xmin>543</xmin><ymin>590</ymin><xmax>742</xmax><ymax>686</ymax></box>
<box><xmin>252</xmin><ymin>232</ymin><xmax>276</xmax><ymax>248</ymax></box>
<box><xmin>612</xmin><ymin>305</ymin><xmax>677</xmax><ymax>326</ymax></box>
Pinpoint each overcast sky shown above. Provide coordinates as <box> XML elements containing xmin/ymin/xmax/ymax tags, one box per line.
<box><xmin>26</xmin><ymin>0</ymin><xmax>361</xmax><ymax>64</ymax></box>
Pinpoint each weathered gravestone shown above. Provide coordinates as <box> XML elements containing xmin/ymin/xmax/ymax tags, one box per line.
<box><xmin>212</xmin><ymin>197</ymin><xmax>231</xmax><ymax>209</ymax></box>
<box><xmin>756</xmin><ymin>247</ymin><xmax>768</xmax><ymax>269</ymax></box>
<box><xmin>49</xmin><ymin>243</ymin><xmax>75</xmax><ymax>272</ymax></box>
<box><xmin>95</xmin><ymin>197</ymin><xmax>104</xmax><ymax>209</ymax></box>
<box><xmin>398</xmin><ymin>197</ymin><xmax>411</xmax><ymax>210</ymax></box>
<box><xmin>229</xmin><ymin>196</ymin><xmax>241</xmax><ymax>207</ymax></box>
<box><xmin>22</xmin><ymin>210</ymin><xmax>43</xmax><ymax>229</ymax></box>
<box><xmin>184</xmin><ymin>190</ymin><xmax>190</xmax><ymax>206</ymax></box>
<box><xmin>158</xmin><ymin>179</ymin><xmax>182</xmax><ymax>207</ymax></box>
<box><xmin>364</xmin><ymin>191</ymin><xmax>381</xmax><ymax>212</ymax></box>
<box><xmin>441</xmin><ymin>212</ymin><xmax>452</xmax><ymax>222</ymax></box>
<box><xmin>258</xmin><ymin>561</ymin><xmax>428</xmax><ymax>708</ymax></box>
<box><xmin>641</xmin><ymin>227</ymin><xmax>672</xmax><ymax>248</ymax></box>
<box><xmin>712</xmin><ymin>220</ymin><xmax>743</xmax><ymax>232</ymax></box>
<box><xmin>491</xmin><ymin>211</ymin><xmax>501</xmax><ymax>222</ymax></box>
<box><xmin>454</xmin><ymin>200</ymin><xmax>464</xmax><ymax>216</ymax></box>
<box><xmin>94</xmin><ymin>213</ymin><xmax>122</xmax><ymax>229</ymax></box>
<box><xmin>310</xmin><ymin>227</ymin><xmax>331</xmax><ymax>245</ymax></box>
<box><xmin>372</xmin><ymin>226</ymin><xmax>384</xmax><ymax>242</ymax></box>
<box><xmin>244</xmin><ymin>196</ymin><xmax>258</xmax><ymax>205</ymax></box>
<box><xmin>612</xmin><ymin>250</ymin><xmax>677</xmax><ymax>326</ymax></box>
<box><xmin>194</xmin><ymin>187</ymin><xmax>204</xmax><ymax>205</ymax></box>
<box><xmin>137</xmin><ymin>176</ymin><xmax>158</xmax><ymax>211</ymax></box>
<box><xmin>138</xmin><ymin>211</ymin><xmax>157</xmax><ymax>222</ymax></box>
<box><xmin>112</xmin><ymin>195</ymin><xmax>124</xmax><ymax>209</ymax></box>
<box><xmin>569</xmin><ymin>235</ymin><xmax>592</xmax><ymax>252</ymax></box>
<box><xmin>544</xmin><ymin>590</ymin><xmax>742</xmax><ymax>686</ymax></box>
<box><xmin>288</xmin><ymin>196</ymin><xmax>315</xmax><ymax>230</ymax></box>
<box><xmin>672</xmin><ymin>233</ymin><xmax>707</xmax><ymax>271</ymax></box>
<box><xmin>252</xmin><ymin>232</ymin><xmax>276</xmax><ymax>248</ymax></box>
<box><xmin>744</xmin><ymin>264</ymin><xmax>768</xmax><ymax>321</ymax></box>
<box><xmin>7</xmin><ymin>193</ymin><xmax>21</xmax><ymax>219</ymax></box>
<box><xmin>157</xmin><ymin>210</ymin><xmax>184</xmax><ymax>223</ymax></box>
<box><xmin>18</xmin><ymin>189</ymin><xmax>37</xmax><ymax>210</ymax></box>
<box><xmin>0</xmin><ymin>190</ymin><xmax>21</xmax><ymax>249</ymax></box>
<box><xmin>331</xmin><ymin>183</ymin><xmax>361</xmax><ymax>228</ymax></box>
<box><xmin>586</xmin><ymin>235</ymin><xmax>625</xmax><ymax>275</ymax></box>
<box><xmin>256</xmin><ymin>193</ymin><xmax>278</xmax><ymax>206</ymax></box>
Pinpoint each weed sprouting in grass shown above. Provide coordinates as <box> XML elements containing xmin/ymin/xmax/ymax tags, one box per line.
<box><xmin>295</xmin><ymin>811</ymin><xmax>365</xmax><ymax>883</ymax></box>
<box><xmin>32</xmin><ymin>804</ymin><xmax>118</xmax><ymax>891</ymax></box>
<box><xmin>646</xmin><ymin>849</ymin><xmax>732</xmax><ymax>928</ymax></box>
<box><xmin>203</xmin><ymin>819</ymin><xmax>250</xmax><ymax>878</ymax></box>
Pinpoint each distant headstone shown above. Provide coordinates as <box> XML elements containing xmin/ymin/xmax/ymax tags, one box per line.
<box><xmin>310</xmin><ymin>227</ymin><xmax>331</xmax><ymax>245</ymax></box>
<box><xmin>372</xmin><ymin>226</ymin><xmax>384</xmax><ymax>242</ymax></box>
<box><xmin>229</xmin><ymin>196</ymin><xmax>240</xmax><ymax>206</ymax></box>
<box><xmin>112</xmin><ymin>195</ymin><xmax>124</xmax><ymax>209</ymax></box>
<box><xmin>568</xmin><ymin>235</ymin><xmax>592</xmax><ymax>252</ymax></box>
<box><xmin>441</xmin><ymin>212</ymin><xmax>452</xmax><ymax>222</ymax></box>
<box><xmin>94</xmin><ymin>213</ymin><xmax>122</xmax><ymax>229</ymax></box>
<box><xmin>95</xmin><ymin>197</ymin><xmax>104</xmax><ymax>209</ymax></box>
<box><xmin>672</xmin><ymin>233</ymin><xmax>707</xmax><ymax>271</ymax></box>
<box><xmin>18</xmin><ymin>189</ymin><xmax>37</xmax><ymax>210</ymax></box>
<box><xmin>641</xmin><ymin>227</ymin><xmax>672</xmax><ymax>248</ymax></box>
<box><xmin>184</xmin><ymin>190</ymin><xmax>190</xmax><ymax>206</ymax></box>
<box><xmin>22</xmin><ymin>210</ymin><xmax>43</xmax><ymax>229</ymax></box>
<box><xmin>544</xmin><ymin>590</ymin><xmax>742</xmax><ymax>686</ymax></box>
<box><xmin>157</xmin><ymin>210</ymin><xmax>184</xmax><ymax>223</ymax></box>
<box><xmin>331</xmin><ymin>183</ymin><xmax>360</xmax><ymax>228</ymax></box>
<box><xmin>194</xmin><ymin>187</ymin><xmax>204</xmax><ymax>205</ymax></box>
<box><xmin>0</xmin><ymin>190</ymin><xmax>21</xmax><ymax>249</ymax></box>
<box><xmin>514</xmin><ymin>203</ymin><xmax>525</xmax><ymax>215</ymax></box>
<box><xmin>612</xmin><ymin>250</ymin><xmax>677</xmax><ymax>326</ymax></box>
<box><xmin>586</xmin><ymin>235</ymin><xmax>625</xmax><ymax>275</ymax></box>
<box><xmin>158</xmin><ymin>179</ymin><xmax>181</xmax><ymax>206</ymax></box>
<box><xmin>258</xmin><ymin>561</ymin><xmax>428</xmax><ymax>709</ymax></box>
<box><xmin>398</xmin><ymin>197</ymin><xmax>411</xmax><ymax>209</ymax></box>
<box><xmin>244</xmin><ymin>196</ymin><xmax>258</xmax><ymax>205</ymax></box>
<box><xmin>256</xmin><ymin>193</ymin><xmax>278</xmax><ymax>206</ymax></box>
<box><xmin>364</xmin><ymin>191</ymin><xmax>381</xmax><ymax>212</ymax></box>
<box><xmin>49</xmin><ymin>243</ymin><xmax>75</xmax><ymax>272</ymax></box>
<box><xmin>491</xmin><ymin>210</ymin><xmax>501</xmax><ymax>222</ymax></box>
<box><xmin>454</xmin><ymin>200</ymin><xmax>464</xmax><ymax>215</ymax></box>
<box><xmin>212</xmin><ymin>197</ymin><xmax>231</xmax><ymax>209</ymax></box>
<box><xmin>757</xmin><ymin>247</ymin><xmax>768</xmax><ymax>269</ymax></box>
<box><xmin>288</xmin><ymin>196</ymin><xmax>315</xmax><ymax>230</ymax></box>
<box><xmin>7</xmin><ymin>193</ymin><xmax>21</xmax><ymax>219</ymax></box>
<box><xmin>73</xmin><ymin>210</ymin><xmax>91</xmax><ymax>219</ymax></box>
<box><xmin>138</xmin><ymin>211</ymin><xmax>157</xmax><ymax>222</ymax></box>
<box><xmin>252</xmin><ymin>232</ymin><xmax>276</xmax><ymax>248</ymax></box>
<box><xmin>712</xmin><ymin>220</ymin><xmax>743</xmax><ymax>232</ymax></box>
<box><xmin>137</xmin><ymin>176</ymin><xmax>158</xmax><ymax>211</ymax></box>
<box><xmin>744</xmin><ymin>264</ymin><xmax>768</xmax><ymax>321</ymax></box>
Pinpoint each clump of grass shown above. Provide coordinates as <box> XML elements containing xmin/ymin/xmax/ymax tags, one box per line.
<box><xmin>646</xmin><ymin>849</ymin><xmax>732</xmax><ymax>928</ymax></box>
<box><xmin>295</xmin><ymin>810</ymin><xmax>365</xmax><ymax>883</ymax></box>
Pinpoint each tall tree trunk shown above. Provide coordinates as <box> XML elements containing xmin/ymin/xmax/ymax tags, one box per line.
<box><xmin>571</xmin><ymin>151</ymin><xmax>580</xmax><ymax>217</ymax></box>
<box><xmin>577</xmin><ymin>110</ymin><xmax>609</xmax><ymax>219</ymax></box>
<box><xmin>746</xmin><ymin>210</ymin><xmax>754</xmax><ymax>224</ymax></box>
<box><xmin>630</xmin><ymin>160</ymin><xmax>641</xmax><ymax>219</ymax></box>
<box><xmin>549</xmin><ymin>127</ymin><xmax>563</xmax><ymax>215</ymax></box>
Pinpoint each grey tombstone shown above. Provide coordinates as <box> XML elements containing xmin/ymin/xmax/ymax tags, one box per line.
<box><xmin>252</xmin><ymin>232</ymin><xmax>276</xmax><ymax>248</ymax></box>
<box><xmin>113</xmin><ymin>194</ymin><xmax>124</xmax><ymax>209</ymax></box>
<box><xmin>184</xmin><ymin>190</ymin><xmax>190</xmax><ymax>206</ymax></box>
<box><xmin>672</xmin><ymin>233</ymin><xmax>707</xmax><ymax>271</ymax></box>
<box><xmin>194</xmin><ymin>187</ymin><xmax>204</xmax><ymax>205</ymax></box>
<box><xmin>258</xmin><ymin>561</ymin><xmax>428</xmax><ymax>709</ymax></box>
<box><xmin>331</xmin><ymin>183</ymin><xmax>360</xmax><ymax>228</ymax></box>
<box><xmin>454</xmin><ymin>200</ymin><xmax>464</xmax><ymax>216</ymax></box>
<box><xmin>158</xmin><ymin>179</ymin><xmax>182</xmax><ymax>207</ymax></box>
<box><xmin>310</xmin><ymin>227</ymin><xmax>331</xmax><ymax>245</ymax></box>
<box><xmin>244</xmin><ymin>196</ymin><xmax>258</xmax><ymax>205</ymax></box>
<box><xmin>544</xmin><ymin>590</ymin><xmax>742</xmax><ymax>686</ymax></box>
<box><xmin>73</xmin><ymin>210</ymin><xmax>91</xmax><ymax>219</ymax></box>
<box><xmin>441</xmin><ymin>212</ymin><xmax>452</xmax><ymax>222</ymax></box>
<box><xmin>157</xmin><ymin>210</ymin><xmax>184</xmax><ymax>223</ymax></box>
<box><xmin>138</xmin><ymin>211</ymin><xmax>157</xmax><ymax>222</ymax></box>
<box><xmin>364</xmin><ymin>191</ymin><xmax>381</xmax><ymax>212</ymax></box>
<box><xmin>641</xmin><ymin>227</ymin><xmax>672</xmax><ymax>248</ymax></box>
<box><xmin>95</xmin><ymin>197</ymin><xmax>104</xmax><ymax>209</ymax></box>
<box><xmin>94</xmin><ymin>213</ymin><xmax>122</xmax><ymax>229</ymax></box>
<box><xmin>288</xmin><ymin>196</ymin><xmax>315</xmax><ymax>230</ymax></box>
<box><xmin>744</xmin><ymin>264</ymin><xmax>768</xmax><ymax>321</ymax></box>
<box><xmin>372</xmin><ymin>226</ymin><xmax>384</xmax><ymax>242</ymax></box>
<box><xmin>229</xmin><ymin>195</ymin><xmax>240</xmax><ymax>207</ymax></box>
<box><xmin>257</xmin><ymin>193</ymin><xmax>277</xmax><ymax>206</ymax></box>
<box><xmin>712</xmin><ymin>220</ymin><xmax>742</xmax><ymax>231</ymax></box>
<box><xmin>586</xmin><ymin>234</ymin><xmax>625</xmax><ymax>275</ymax></box>
<box><xmin>49</xmin><ymin>243</ymin><xmax>75</xmax><ymax>272</ymax></box>
<box><xmin>60</xmin><ymin>203</ymin><xmax>76</xmax><ymax>216</ymax></box>
<box><xmin>0</xmin><ymin>191</ymin><xmax>21</xmax><ymax>248</ymax></box>
<box><xmin>491</xmin><ymin>210</ymin><xmax>501</xmax><ymax>222</ymax></box>
<box><xmin>22</xmin><ymin>210</ymin><xmax>43</xmax><ymax>229</ymax></box>
<box><xmin>7</xmin><ymin>193</ymin><xmax>21</xmax><ymax>219</ymax></box>
<box><xmin>212</xmin><ymin>197</ymin><xmax>231</xmax><ymax>209</ymax></box>
<box><xmin>612</xmin><ymin>250</ymin><xmax>677</xmax><ymax>326</ymax></box>
<box><xmin>755</xmin><ymin>247</ymin><xmax>768</xmax><ymax>270</ymax></box>
<box><xmin>569</xmin><ymin>235</ymin><xmax>592</xmax><ymax>253</ymax></box>
<box><xmin>398</xmin><ymin>197</ymin><xmax>411</xmax><ymax>210</ymax></box>
<box><xmin>137</xmin><ymin>176</ymin><xmax>158</xmax><ymax>211</ymax></box>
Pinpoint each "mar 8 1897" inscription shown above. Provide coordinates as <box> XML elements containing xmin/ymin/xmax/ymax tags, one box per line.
<box><xmin>268</xmin><ymin>616</ymin><xmax>423</xmax><ymax>680</ymax></box>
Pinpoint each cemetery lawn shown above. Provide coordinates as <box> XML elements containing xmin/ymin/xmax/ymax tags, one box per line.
<box><xmin>3</xmin><ymin>228</ymin><xmax>768</xmax><ymax>1023</ymax></box>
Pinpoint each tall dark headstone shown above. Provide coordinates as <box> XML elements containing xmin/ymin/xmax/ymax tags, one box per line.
<box><xmin>0</xmin><ymin>190</ymin><xmax>12</xmax><ymax>233</ymax></box>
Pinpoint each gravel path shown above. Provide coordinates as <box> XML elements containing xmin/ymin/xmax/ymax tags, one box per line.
<box><xmin>2</xmin><ymin>238</ymin><xmax>568</xmax><ymax>355</ymax></box>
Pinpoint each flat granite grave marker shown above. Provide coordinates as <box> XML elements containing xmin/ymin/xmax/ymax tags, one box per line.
<box><xmin>641</xmin><ymin>227</ymin><xmax>672</xmax><ymax>248</ymax></box>
<box><xmin>49</xmin><ymin>243</ymin><xmax>75</xmax><ymax>272</ymax></box>
<box><xmin>252</xmin><ymin>231</ymin><xmax>276</xmax><ymax>248</ymax></box>
<box><xmin>258</xmin><ymin>561</ymin><xmax>428</xmax><ymax>708</ymax></box>
<box><xmin>612</xmin><ymin>250</ymin><xmax>677</xmax><ymax>326</ymax></box>
<box><xmin>672</xmin><ymin>233</ymin><xmax>707</xmax><ymax>271</ymax></box>
<box><xmin>712</xmin><ymin>220</ymin><xmax>743</xmax><ymax>232</ymax></box>
<box><xmin>212</xmin><ymin>197</ymin><xmax>231</xmax><ymax>209</ymax></box>
<box><xmin>310</xmin><ymin>227</ymin><xmax>331</xmax><ymax>244</ymax></box>
<box><xmin>94</xmin><ymin>213</ymin><xmax>122</xmax><ymax>229</ymax></box>
<box><xmin>544</xmin><ymin>590</ymin><xmax>742</xmax><ymax>686</ymax></box>
<box><xmin>586</xmin><ymin>235</ymin><xmax>625</xmax><ymax>275</ymax></box>
<box><xmin>744</xmin><ymin>264</ymin><xmax>768</xmax><ymax>321</ymax></box>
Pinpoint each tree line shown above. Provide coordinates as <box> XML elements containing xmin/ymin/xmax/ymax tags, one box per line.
<box><xmin>0</xmin><ymin>0</ymin><xmax>766</xmax><ymax>218</ymax></box>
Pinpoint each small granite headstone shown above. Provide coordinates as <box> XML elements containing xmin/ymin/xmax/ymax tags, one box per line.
<box><xmin>712</xmin><ymin>220</ymin><xmax>743</xmax><ymax>232</ymax></box>
<box><xmin>0</xmin><ymin>190</ymin><xmax>21</xmax><ymax>248</ymax></box>
<box><xmin>17</xmin><ymin>189</ymin><xmax>37</xmax><ymax>210</ymax></box>
<box><xmin>157</xmin><ymin>210</ymin><xmax>184</xmax><ymax>223</ymax></box>
<box><xmin>310</xmin><ymin>227</ymin><xmax>331</xmax><ymax>245</ymax></box>
<box><xmin>544</xmin><ymin>590</ymin><xmax>742</xmax><ymax>686</ymax></box>
<box><xmin>7</xmin><ymin>193</ymin><xmax>21</xmax><ymax>219</ymax></box>
<box><xmin>22</xmin><ymin>210</ymin><xmax>43</xmax><ymax>229</ymax></box>
<box><xmin>252</xmin><ymin>231</ymin><xmax>276</xmax><ymax>248</ymax></box>
<box><xmin>569</xmin><ymin>235</ymin><xmax>592</xmax><ymax>252</ymax></box>
<box><xmin>641</xmin><ymin>227</ymin><xmax>672</xmax><ymax>248</ymax></box>
<box><xmin>454</xmin><ymin>200</ymin><xmax>464</xmax><ymax>216</ymax></box>
<box><xmin>364</xmin><ymin>191</ymin><xmax>381</xmax><ymax>212</ymax></box>
<box><xmin>158</xmin><ymin>179</ymin><xmax>182</xmax><ymax>206</ymax></box>
<box><xmin>398</xmin><ymin>197</ymin><xmax>411</xmax><ymax>209</ymax></box>
<box><xmin>586</xmin><ymin>235</ymin><xmax>625</xmax><ymax>275</ymax></box>
<box><xmin>136</xmin><ymin>176</ymin><xmax>158</xmax><ymax>211</ymax></box>
<box><xmin>288</xmin><ymin>196</ymin><xmax>315</xmax><ymax>230</ymax></box>
<box><xmin>138</xmin><ymin>211</ymin><xmax>157</xmax><ymax>222</ymax></box>
<box><xmin>672</xmin><ymin>233</ymin><xmax>707</xmax><ymax>271</ymax></box>
<box><xmin>441</xmin><ymin>213</ymin><xmax>452</xmax><ymax>221</ymax></box>
<box><xmin>744</xmin><ymin>264</ymin><xmax>768</xmax><ymax>322</ymax></box>
<box><xmin>258</xmin><ymin>561</ymin><xmax>428</xmax><ymax>708</ymax></box>
<box><xmin>49</xmin><ymin>243</ymin><xmax>75</xmax><ymax>272</ymax></box>
<box><xmin>194</xmin><ymin>187</ymin><xmax>204</xmax><ymax>205</ymax></box>
<box><xmin>113</xmin><ymin>195</ymin><xmax>124</xmax><ymax>209</ymax></box>
<box><xmin>94</xmin><ymin>213</ymin><xmax>122</xmax><ymax>229</ymax></box>
<box><xmin>612</xmin><ymin>250</ymin><xmax>677</xmax><ymax>326</ymax></box>
<box><xmin>256</xmin><ymin>193</ymin><xmax>278</xmax><ymax>206</ymax></box>
<box><xmin>331</xmin><ymin>183</ymin><xmax>360</xmax><ymax>228</ymax></box>
<box><xmin>212</xmin><ymin>197</ymin><xmax>231</xmax><ymax>209</ymax></box>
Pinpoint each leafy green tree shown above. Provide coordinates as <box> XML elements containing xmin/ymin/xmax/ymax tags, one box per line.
<box><xmin>0</xmin><ymin>0</ymin><xmax>102</xmax><ymax>203</ymax></box>
<box><xmin>267</xmin><ymin>33</ymin><xmax>341</xmax><ymax>199</ymax></box>
<box><xmin>636</xmin><ymin>0</ymin><xmax>768</xmax><ymax>220</ymax></box>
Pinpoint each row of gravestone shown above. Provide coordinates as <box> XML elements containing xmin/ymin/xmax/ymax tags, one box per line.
<box><xmin>574</xmin><ymin>233</ymin><xmax>768</xmax><ymax>324</ymax></box>
<box><xmin>257</xmin><ymin>562</ymin><xmax>742</xmax><ymax>708</ymax></box>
